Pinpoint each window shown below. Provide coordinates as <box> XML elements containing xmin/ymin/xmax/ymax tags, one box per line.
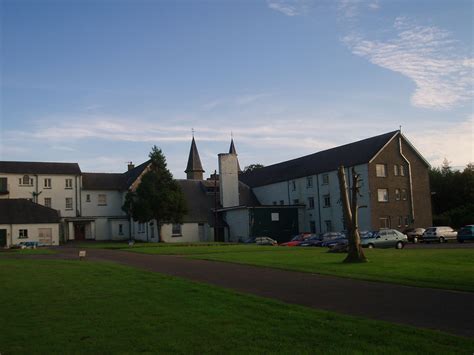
<box><xmin>0</xmin><ymin>177</ymin><xmax>7</xmax><ymax>192</ymax></box>
<box><xmin>19</xmin><ymin>229</ymin><xmax>28</xmax><ymax>239</ymax></box>
<box><xmin>119</xmin><ymin>224</ymin><xmax>124</xmax><ymax>235</ymax></box>
<box><xmin>324</xmin><ymin>220</ymin><xmax>332</xmax><ymax>232</ymax></box>
<box><xmin>279</xmin><ymin>200</ymin><xmax>284</xmax><ymax>205</ymax></box>
<box><xmin>379</xmin><ymin>217</ymin><xmax>390</xmax><ymax>229</ymax></box>
<box><xmin>394</xmin><ymin>165</ymin><xmax>399</xmax><ymax>176</ymax></box>
<box><xmin>291</xmin><ymin>181</ymin><xmax>296</xmax><ymax>191</ymax></box>
<box><xmin>310</xmin><ymin>221</ymin><xmax>316</xmax><ymax>233</ymax></box>
<box><xmin>44</xmin><ymin>197</ymin><xmax>52</xmax><ymax>208</ymax></box>
<box><xmin>44</xmin><ymin>178</ymin><xmax>51</xmax><ymax>189</ymax></box>
<box><xmin>19</xmin><ymin>175</ymin><xmax>33</xmax><ymax>186</ymax></box>
<box><xmin>306</xmin><ymin>176</ymin><xmax>313</xmax><ymax>188</ymax></box>
<box><xmin>293</xmin><ymin>199</ymin><xmax>299</xmax><ymax>204</ymax></box>
<box><xmin>398</xmin><ymin>216</ymin><xmax>403</xmax><ymax>227</ymax></box>
<box><xmin>400</xmin><ymin>165</ymin><xmax>405</xmax><ymax>176</ymax></box>
<box><xmin>322</xmin><ymin>174</ymin><xmax>329</xmax><ymax>184</ymax></box>
<box><xmin>65</xmin><ymin>178</ymin><xmax>73</xmax><ymax>189</ymax></box>
<box><xmin>395</xmin><ymin>188</ymin><xmax>401</xmax><ymax>201</ymax></box>
<box><xmin>377</xmin><ymin>189</ymin><xmax>389</xmax><ymax>202</ymax></box>
<box><xmin>323</xmin><ymin>194</ymin><xmax>330</xmax><ymax>208</ymax></box>
<box><xmin>308</xmin><ymin>197</ymin><xmax>315</xmax><ymax>209</ymax></box>
<box><xmin>65</xmin><ymin>198</ymin><xmax>73</xmax><ymax>210</ymax></box>
<box><xmin>401</xmin><ymin>189</ymin><xmax>407</xmax><ymax>201</ymax></box>
<box><xmin>271</xmin><ymin>213</ymin><xmax>280</xmax><ymax>221</ymax></box>
<box><xmin>86</xmin><ymin>194</ymin><xmax>91</xmax><ymax>202</ymax></box>
<box><xmin>98</xmin><ymin>194</ymin><xmax>107</xmax><ymax>206</ymax></box>
<box><xmin>172</xmin><ymin>224</ymin><xmax>182</xmax><ymax>236</ymax></box>
<box><xmin>138</xmin><ymin>223</ymin><xmax>145</xmax><ymax>233</ymax></box>
<box><xmin>404</xmin><ymin>216</ymin><xmax>410</xmax><ymax>227</ymax></box>
<box><xmin>376</xmin><ymin>164</ymin><xmax>387</xmax><ymax>177</ymax></box>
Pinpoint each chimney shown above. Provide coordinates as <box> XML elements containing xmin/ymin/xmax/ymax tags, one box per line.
<box><xmin>218</xmin><ymin>153</ymin><xmax>239</xmax><ymax>208</ymax></box>
<box><xmin>127</xmin><ymin>162</ymin><xmax>135</xmax><ymax>171</ymax></box>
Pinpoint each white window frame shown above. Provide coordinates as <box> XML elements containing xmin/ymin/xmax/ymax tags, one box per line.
<box><xmin>376</xmin><ymin>164</ymin><xmax>387</xmax><ymax>177</ymax></box>
<box><xmin>65</xmin><ymin>198</ymin><xmax>73</xmax><ymax>210</ymax></box>
<box><xmin>65</xmin><ymin>178</ymin><xmax>73</xmax><ymax>189</ymax></box>
<box><xmin>19</xmin><ymin>175</ymin><xmax>33</xmax><ymax>186</ymax></box>
<box><xmin>323</xmin><ymin>194</ymin><xmax>331</xmax><ymax>208</ymax></box>
<box><xmin>19</xmin><ymin>229</ymin><xmax>28</xmax><ymax>239</ymax></box>
<box><xmin>172</xmin><ymin>224</ymin><xmax>182</xmax><ymax>236</ymax></box>
<box><xmin>377</xmin><ymin>189</ymin><xmax>389</xmax><ymax>202</ymax></box>
<box><xmin>98</xmin><ymin>194</ymin><xmax>107</xmax><ymax>206</ymax></box>
<box><xmin>306</xmin><ymin>176</ymin><xmax>313</xmax><ymax>188</ymax></box>
<box><xmin>44</xmin><ymin>197</ymin><xmax>52</xmax><ymax>208</ymax></box>
<box><xmin>308</xmin><ymin>197</ymin><xmax>315</xmax><ymax>209</ymax></box>
<box><xmin>44</xmin><ymin>178</ymin><xmax>52</xmax><ymax>189</ymax></box>
<box><xmin>322</xmin><ymin>174</ymin><xmax>329</xmax><ymax>185</ymax></box>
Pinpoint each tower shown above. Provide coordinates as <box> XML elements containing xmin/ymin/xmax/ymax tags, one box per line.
<box><xmin>228</xmin><ymin>137</ymin><xmax>242</xmax><ymax>173</ymax></box>
<box><xmin>185</xmin><ymin>136</ymin><xmax>205</xmax><ymax>180</ymax></box>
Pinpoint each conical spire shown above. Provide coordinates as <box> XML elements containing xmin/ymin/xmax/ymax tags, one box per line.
<box><xmin>228</xmin><ymin>137</ymin><xmax>242</xmax><ymax>173</ymax></box>
<box><xmin>185</xmin><ymin>137</ymin><xmax>204</xmax><ymax>180</ymax></box>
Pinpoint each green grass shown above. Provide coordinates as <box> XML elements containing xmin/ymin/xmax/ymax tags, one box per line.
<box><xmin>1</xmin><ymin>259</ymin><xmax>472</xmax><ymax>354</ymax></box>
<box><xmin>189</xmin><ymin>247</ymin><xmax>474</xmax><ymax>292</ymax></box>
<box><xmin>0</xmin><ymin>248</ymin><xmax>56</xmax><ymax>256</ymax></box>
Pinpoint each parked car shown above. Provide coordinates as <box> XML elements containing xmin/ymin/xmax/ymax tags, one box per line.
<box><xmin>360</xmin><ymin>229</ymin><xmax>407</xmax><ymax>249</ymax></box>
<box><xmin>403</xmin><ymin>228</ymin><xmax>425</xmax><ymax>243</ymax></box>
<box><xmin>255</xmin><ymin>236</ymin><xmax>278</xmax><ymax>246</ymax></box>
<box><xmin>321</xmin><ymin>236</ymin><xmax>347</xmax><ymax>248</ymax></box>
<box><xmin>421</xmin><ymin>226</ymin><xmax>457</xmax><ymax>243</ymax></box>
<box><xmin>298</xmin><ymin>235</ymin><xmax>323</xmax><ymax>247</ymax></box>
<box><xmin>280</xmin><ymin>233</ymin><xmax>316</xmax><ymax>246</ymax></box>
<box><xmin>17</xmin><ymin>241</ymin><xmax>39</xmax><ymax>249</ymax></box>
<box><xmin>457</xmin><ymin>225</ymin><xmax>474</xmax><ymax>243</ymax></box>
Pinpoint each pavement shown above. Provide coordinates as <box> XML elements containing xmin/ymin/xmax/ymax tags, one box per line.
<box><xmin>10</xmin><ymin>246</ymin><xmax>474</xmax><ymax>338</ymax></box>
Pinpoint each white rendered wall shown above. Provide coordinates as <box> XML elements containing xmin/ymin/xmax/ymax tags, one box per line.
<box><xmin>0</xmin><ymin>223</ymin><xmax>59</xmax><ymax>247</ymax></box>
<box><xmin>81</xmin><ymin>190</ymin><xmax>126</xmax><ymax>217</ymax></box>
<box><xmin>0</xmin><ymin>173</ymin><xmax>80</xmax><ymax>218</ymax></box>
<box><xmin>218</xmin><ymin>154</ymin><xmax>239</xmax><ymax>208</ymax></box>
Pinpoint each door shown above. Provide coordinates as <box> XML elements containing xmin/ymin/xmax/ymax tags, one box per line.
<box><xmin>38</xmin><ymin>228</ymin><xmax>52</xmax><ymax>245</ymax></box>
<box><xmin>0</xmin><ymin>229</ymin><xmax>7</xmax><ymax>247</ymax></box>
<box><xmin>74</xmin><ymin>223</ymin><xmax>86</xmax><ymax>240</ymax></box>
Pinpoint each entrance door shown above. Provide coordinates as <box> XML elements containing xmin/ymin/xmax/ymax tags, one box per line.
<box><xmin>74</xmin><ymin>224</ymin><xmax>86</xmax><ymax>240</ymax></box>
<box><xmin>0</xmin><ymin>229</ymin><xmax>7</xmax><ymax>247</ymax></box>
<box><xmin>38</xmin><ymin>228</ymin><xmax>52</xmax><ymax>245</ymax></box>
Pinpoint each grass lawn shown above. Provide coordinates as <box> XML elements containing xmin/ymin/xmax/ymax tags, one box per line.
<box><xmin>0</xmin><ymin>248</ymin><xmax>56</xmax><ymax>256</ymax></box>
<box><xmin>1</xmin><ymin>259</ymin><xmax>472</xmax><ymax>354</ymax></box>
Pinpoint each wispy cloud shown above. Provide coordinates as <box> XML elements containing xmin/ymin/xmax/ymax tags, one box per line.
<box><xmin>267</xmin><ymin>0</ymin><xmax>309</xmax><ymax>16</ymax></box>
<box><xmin>343</xmin><ymin>17</ymin><xmax>473</xmax><ymax>109</ymax></box>
<box><xmin>202</xmin><ymin>93</ymin><xmax>272</xmax><ymax>111</ymax></box>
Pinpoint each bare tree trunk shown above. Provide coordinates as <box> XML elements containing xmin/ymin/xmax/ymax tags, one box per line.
<box><xmin>338</xmin><ymin>166</ymin><xmax>367</xmax><ymax>263</ymax></box>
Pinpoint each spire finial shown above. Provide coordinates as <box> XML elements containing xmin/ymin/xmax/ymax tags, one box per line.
<box><xmin>192</xmin><ymin>128</ymin><xmax>195</xmax><ymax>138</ymax></box>
<box><xmin>231</xmin><ymin>131</ymin><xmax>233</xmax><ymax>139</ymax></box>
<box><xmin>399</xmin><ymin>125</ymin><xmax>402</xmax><ymax>132</ymax></box>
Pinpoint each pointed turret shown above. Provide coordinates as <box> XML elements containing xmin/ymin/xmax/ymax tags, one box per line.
<box><xmin>228</xmin><ymin>138</ymin><xmax>242</xmax><ymax>173</ymax></box>
<box><xmin>185</xmin><ymin>137</ymin><xmax>204</xmax><ymax>180</ymax></box>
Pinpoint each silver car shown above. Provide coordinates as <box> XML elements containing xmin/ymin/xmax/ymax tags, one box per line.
<box><xmin>361</xmin><ymin>229</ymin><xmax>407</xmax><ymax>249</ymax></box>
<box><xmin>421</xmin><ymin>227</ymin><xmax>457</xmax><ymax>243</ymax></box>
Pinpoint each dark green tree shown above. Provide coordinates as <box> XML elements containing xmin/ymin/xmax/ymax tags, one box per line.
<box><xmin>243</xmin><ymin>163</ymin><xmax>265</xmax><ymax>173</ymax></box>
<box><xmin>123</xmin><ymin>146</ymin><xmax>187</xmax><ymax>242</ymax></box>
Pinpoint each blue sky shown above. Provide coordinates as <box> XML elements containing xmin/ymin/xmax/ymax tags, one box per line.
<box><xmin>1</xmin><ymin>0</ymin><xmax>472</xmax><ymax>177</ymax></box>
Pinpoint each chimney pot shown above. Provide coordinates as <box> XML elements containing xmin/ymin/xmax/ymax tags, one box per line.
<box><xmin>127</xmin><ymin>162</ymin><xmax>135</xmax><ymax>171</ymax></box>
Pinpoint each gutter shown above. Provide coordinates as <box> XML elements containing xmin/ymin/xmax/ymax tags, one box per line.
<box><xmin>398</xmin><ymin>135</ymin><xmax>415</xmax><ymax>223</ymax></box>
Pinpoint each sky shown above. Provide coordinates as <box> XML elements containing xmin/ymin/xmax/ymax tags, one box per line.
<box><xmin>1</xmin><ymin>0</ymin><xmax>473</xmax><ymax>178</ymax></box>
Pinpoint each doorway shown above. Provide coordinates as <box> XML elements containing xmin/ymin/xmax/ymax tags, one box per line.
<box><xmin>74</xmin><ymin>223</ymin><xmax>86</xmax><ymax>240</ymax></box>
<box><xmin>0</xmin><ymin>229</ymin><xmax>7</xmax><ymax>247</ymax></box>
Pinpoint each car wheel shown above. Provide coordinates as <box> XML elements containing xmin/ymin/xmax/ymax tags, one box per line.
<box><xmin>413</xmin><ymin>236</ymin><xmax>418</xmax><ymax>243</ymax></box>
<box><xmin>368</xmin><ymin>243</ymin><xmax>374</xmax><ymax>249</ymax></box>
<box><xmin>396</xmin><ymin>241</ymin><xmax>404</xmax><ymax>249</ymax></box>
<box><xmin>439</xmin><ymin>237</ymin><xmax>445</xmax><ymax>243</ymax></box>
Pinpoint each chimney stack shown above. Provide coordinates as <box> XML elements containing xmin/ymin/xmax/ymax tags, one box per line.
<box><xmin>127</xmin><ymin>162</ymin><xmax>135</xmax><ymax>171</ymax></box>
<box><xmin>218</xmin><ymin>153</ymin><xmax>239</xmax><ymax>208</ymax></box>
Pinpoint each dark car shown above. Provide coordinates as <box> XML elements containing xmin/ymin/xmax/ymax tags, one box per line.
<box><xmin>298</xmin><ymin>235</ymin><xmax>323</xmax><ymax>247</ymax></box>
<box><xmin>403</xmin><ymin>228</ymin><xmax>425</xmax><ymax>243</ymax></box>
<box><xmin>457</xmin><ymin>225</ymin><xmax>474</xmax><ymax>243</ymax></box>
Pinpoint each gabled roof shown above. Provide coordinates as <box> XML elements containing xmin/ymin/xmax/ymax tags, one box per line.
<box><xmin>83</xmin><ymin>160</ymin><xmax>151</xmax><ymax>191</ymax></box>
<box><xmin>185</xmin><ymin>137</ymin><xmax>204</xmax><ymax>173</ymax></box>
<box><xmin>0</xmin><ymin>161</ymin><xmax>81</xmax><ymax>175</ymax></box>
<box><xmin>240</xmin><ymin>131</ymin><xmax>399</xmax><ymax>187</ymax></box>
<box><xmin>0</xmin><ymin>199</ymin><xmax>60</xmax><ymax>224</ymax></box>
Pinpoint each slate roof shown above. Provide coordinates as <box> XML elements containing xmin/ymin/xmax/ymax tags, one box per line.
<box><xmin>185</xmin><ymin>137</ymin><xmax>204</xmax><ymax>173</ymax></box>
<box><xmin>0</xmin><ymin>199</ymin><xmax>60</xmax><ymax>224</ymax></box>
<box><xmin>0</xmin><ymin>161</ymin><xmax>81</xmax><ymax>175</ymax></box>
<box><xmin>82</xmin><ymin>160</ymin><xmax>150</xmax><ymax>191</ymax></box>
<box><xmin>176</xmin><ymin>179</ymin><xmax>260</xmax><ymax>225</ymax></box>
<box><xmin>240</xmin><ymin>131</ymin><xmax>399</xmax><ymax>187</ymax></box>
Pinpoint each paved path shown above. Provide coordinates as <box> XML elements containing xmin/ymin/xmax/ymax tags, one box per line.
<box><xmin>20</xmin><ymin>247</ymin><xmax>474</xmax><ymax>337</ymax></box>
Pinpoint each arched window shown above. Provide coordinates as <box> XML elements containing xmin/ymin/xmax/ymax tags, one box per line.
<box><xmin>22</xmin><ymin>175</ymin><xmax>30</xmax><ymax>185</ymax></box>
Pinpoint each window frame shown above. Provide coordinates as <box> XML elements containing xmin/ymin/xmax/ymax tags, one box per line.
<box><xmin>44</xmin><ymin>197</ymin><xmax>52</xmax><ymax>208</ymax></box>
<box><xmin>375</xmin><ymin>164</ymin><xmax>387</xmax><ymax>178</ymax></box>
<box><xmin>401</xmin><ymin>188</ymin><xmax>408</xmax><ymax>201</ymax></box>
<box><xmin>377</xmin><ymin>189</ymin><xmax>389</xmax><ymax>202</ymax></box>
<box><xmin>393</xmin><ymin>165</ymin><xmax>399</xmax><ymax>176</ymax></box>
<box><xmin>19</xmin><ymin>229</ymin><xmax>28</xmax><ymax>239</ymax></box>
<box><xmin>172</xmin><ymin>223</ymin><xmax>182</xmax><ymax>236</ymax></box>
<box><xmin>65</xmin><ymin>178</ymin><xmax>73</xmax><ymax>189</ymax></box>
<box><xmin>395</xmin><ymin>188</ymin><xmax>401</xmax><ymax>201</ymax></box>
<box><xmin>323</xmin><ymin>194</ymin><xmax>331</xmax><ymax>208</ymax></box>
<box><xmin>322</xmin><ymin>174</ymin><xmax>329</xmax><ymax>185</ymax></box>
<box><xmin>400</xmin><ymin>165</ymin><xmax>405</xmax><ymax>176</ymax></box>
<box><xmin>44</xmin><ymin>178</ymin><xmax>52</xmax><ymax>189</ymax></box>
<box><xmin>98</xmin><ymin>194</ymin><xmax>107</xmax><ymax>206</ymax></box>
<box><xmin>65</xmin><ymin>197</ymin><xmax>73</xmax><ymax>210</ymax></box>
<box><xmin>308</xmin><ymin>197</ymin><xmax>315</xmax><ymax>209</ymax></box>
<box><xmin>306</xmin><ymin>176</ymin><xmax>313</xmax><ymax>188</ymax></box>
